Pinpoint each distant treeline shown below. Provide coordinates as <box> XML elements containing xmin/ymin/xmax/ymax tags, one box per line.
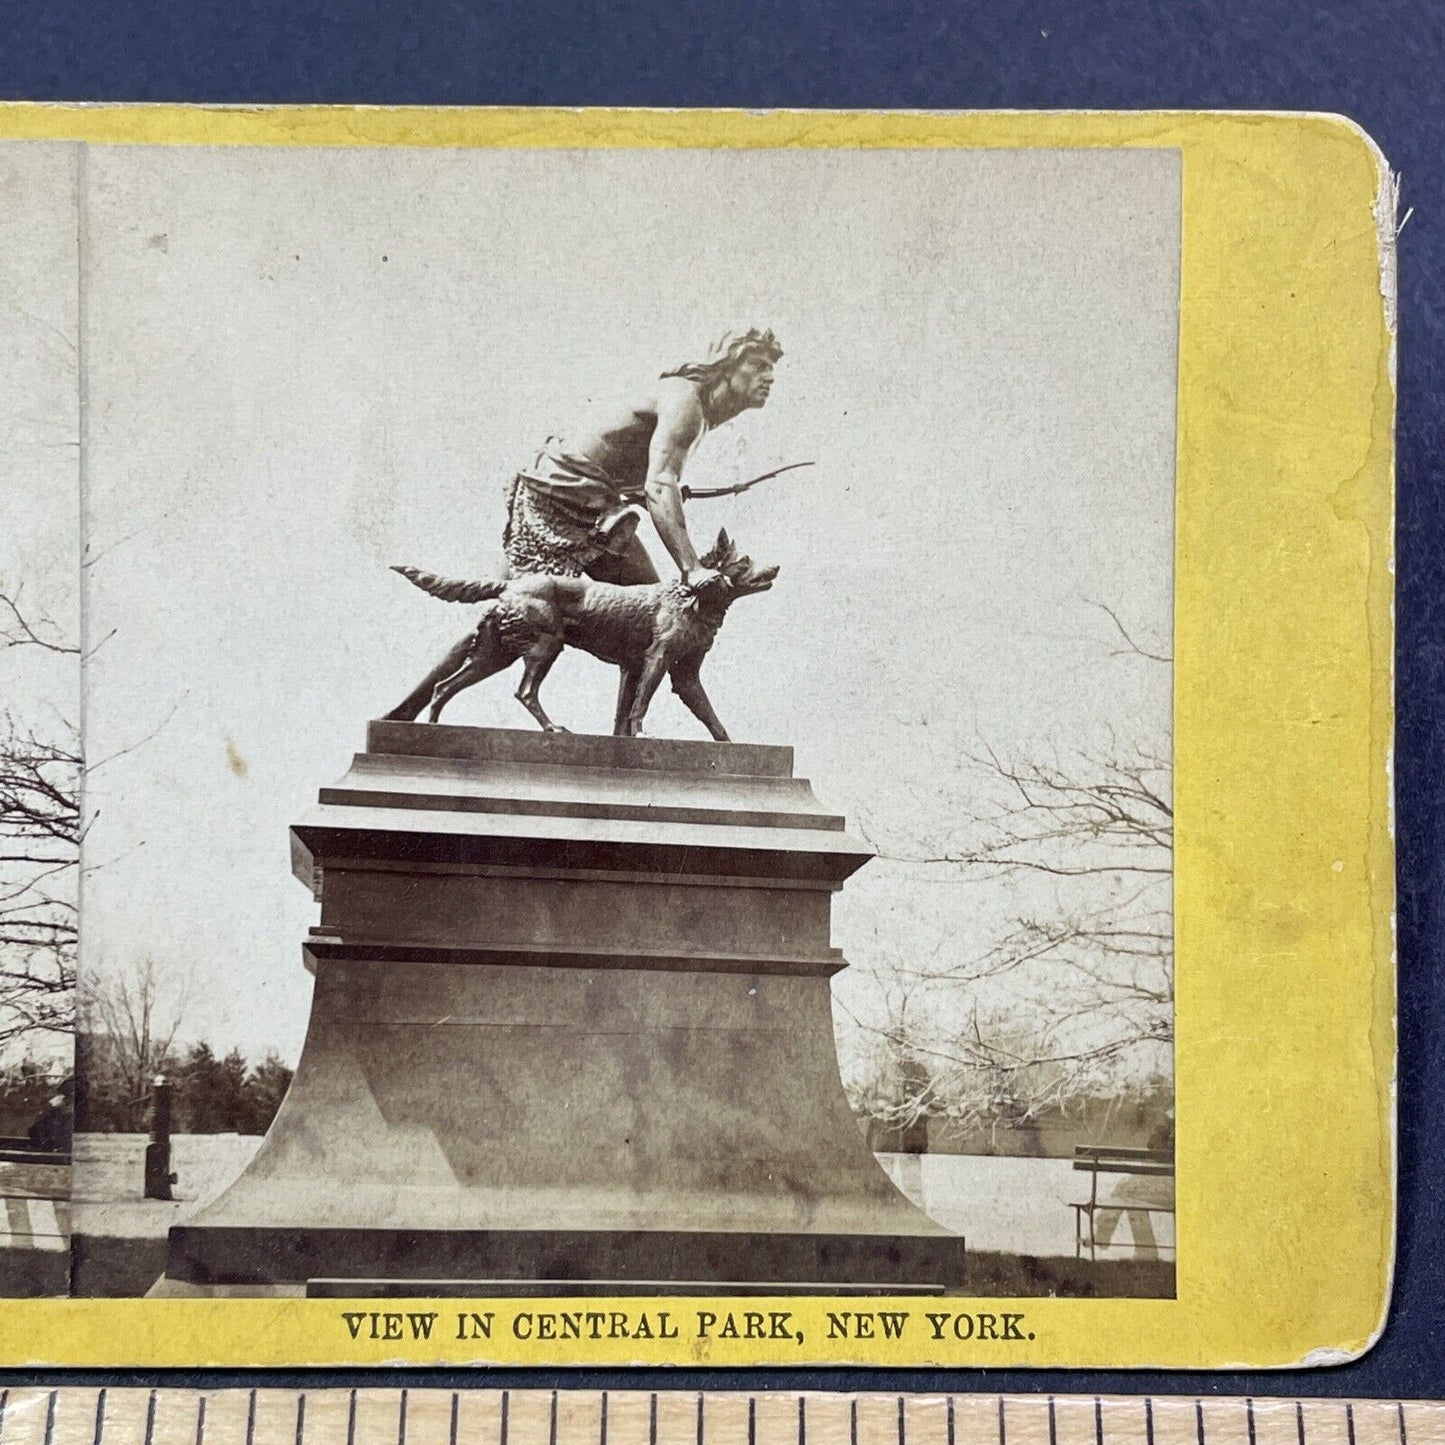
<box><xmin>76</xmin><ymin>1035</ymin><xmax>294</xmax><ymax>1136</ymax></box>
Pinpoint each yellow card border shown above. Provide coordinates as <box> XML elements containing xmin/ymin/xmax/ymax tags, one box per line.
<box><xmin>0</xmin><ymin>105</ymin><xmax>1395</xmax><ymax>1369</ymax></box>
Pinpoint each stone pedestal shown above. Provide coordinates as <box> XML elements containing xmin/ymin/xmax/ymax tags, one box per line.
<box><xmin>160</xmin><ymin>721</ymin><xmax>965</xmax><ymax>1294</ymax></box>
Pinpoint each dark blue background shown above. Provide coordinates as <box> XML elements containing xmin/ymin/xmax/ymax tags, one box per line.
<box><xmin>2</xmin><ymin>0</ymin><xmax>1441</xmax><ymax>1400</ymax></box>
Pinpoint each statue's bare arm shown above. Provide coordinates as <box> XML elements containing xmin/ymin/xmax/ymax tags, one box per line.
<box><xmin>643</xmin><ymin>381</ymin><xmax>708</xmax><ymax>577</ymax></box>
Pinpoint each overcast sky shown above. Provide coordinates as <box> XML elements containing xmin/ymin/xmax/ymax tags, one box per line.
<box><xmin>6</xmin><ymin>141</ymin><xmax>1178</xmax><ymax>1064</ymax></box>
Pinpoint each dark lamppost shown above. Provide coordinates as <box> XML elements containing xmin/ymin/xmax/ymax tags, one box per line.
<box><xmin>144</xmin><ymin>1074</ymin><xmax>177</xmax><ymax>1201</ymax></box>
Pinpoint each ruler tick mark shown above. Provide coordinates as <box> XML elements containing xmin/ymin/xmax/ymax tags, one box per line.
<box><xmin>749</xmin><ymin>1397</ymin><xmax>756</xmax><ymax>1445</ymax></box>
<box><xmin>1096</xmin><ymin>1397</ymin><xmax>1104</xmax><ymax>1445</ymax></box>
<box><xmin>851</xmin><ymin>1399</ymin><xmax>859</xmax><ymax>1445</ymax></box>
<box><xmin>1347</xmin><ymin>1404</ymin><xmax>1357</xmax><ymax>1445</ymax></box>
<box><xmin>501</xmin><ymin>1392</ymin><xmax>510</xmax><ymax>1445</ymax></box>
<box><xmin>348</xmin><ymin>1390</ymin><xmax>358</xmax><ymax>1445</ymax></box>
<box><xmin>195</xmin><ymin>1395</ymin><xmax>206</xmax><ymax>1445</ymax></box>
<box><xmin>43</xmin><ymin>1392</ymin><xmax>56</xmax><ymax>1445</ymax></box>
<box><xmin>549</xmin><ymin>1391</ymin><xmax>557</xmax><ymax>1445</ymax></box>
<box><xmin>1247</xmin><ymin>1400</ymin><xmax>1257</xmax><ymax>1445</ymax></box>
<box><xmin>246</xmin><ymin>1391</ymin><xmax>256</xmax><ymax>1445</ymax></box>
<box><xmin>93</xmin><ymin>1388</ymin><xmax>107</xmax><ymax>1445</ymax></box>
<box><xmin>1047</xmin><ymin>1399</ymin><xmax>1056</xmax><ymax>1445</ymax></box>
<box><xmin>696</xmin><ymin>1393</ymin><xmax>704</xmax><ymax>1445</ymax></box>
<box><xmin>296</xmin><ymin>1395</ymin><xmax>306</xmax><ymax>1445</ymax></box>
<box><xmin>1145</xmin><ymin>1399</ymin><xmax>1154</xmax><ymax>1445</ymax></box>
<box><xmin>1398</xmin><ymin>1403</ymin><xmax>1408</xmax><ymax>1445</ymax></box>
<box><xmin>999</xmin><ymin>1395</ymin><xmax>1007</xmax><ymax>1445</ymax></box>
<box><xmin>144</xmin><ymin>1391</ymin><xmax>157</xmax><ymax>1445</ymax></box>
<box><xmin>1196</xmin><ymin>1401</ymin><xmax>1206</xmax><ymax>1445</ymax></box>
<box><xmin>649</xmin><ymin>1393</ymin><xmax>657</xmax><ymax>1445</ymax></box>
<box><xmin>449</xmin><ymin>1395</ymin><xmax>458</xmax><ymax>1445</ymax></box>
<box><xmin>1296</xmin><ymin>1402</ymin><xmax>1305</xmax><ymax>1445</ymax></box>
<box><xmin>600</xmin><ymin>1392</ymin><xmax>608</xmax><ymax>1445</ymax></box>
<box><xmin>898</xmin><ymin>1398</ymin><xmax>905</xmax><ymax>1445</ymax></box>
<box><xmin>400</xmin><ymin>1391</ymin><xmax>409</xmax><ymax>1445</ymax></box>
<box><xmin>798</xmin><ymin>1395</ymin><xmax>806</xmax><ymax>1445</ymax></box>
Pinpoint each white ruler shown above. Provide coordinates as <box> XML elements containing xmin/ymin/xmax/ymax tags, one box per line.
<box><xmin>0</xmin><ymin>1393</ymin><xmax>1435</xmax><ymax>1445</ymax></box>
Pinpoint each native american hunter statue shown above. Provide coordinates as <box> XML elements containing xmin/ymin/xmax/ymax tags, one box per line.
<box><xmin>385</xmin><ymin>328</ymin><xmax>796</xmax><ymax>739</ymax></box>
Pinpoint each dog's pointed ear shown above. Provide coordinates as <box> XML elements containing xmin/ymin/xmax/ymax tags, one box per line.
<box><xmin>701</xmin><ymin>529</ymin><xmax>731</xmax><ymax>568</ymax></box>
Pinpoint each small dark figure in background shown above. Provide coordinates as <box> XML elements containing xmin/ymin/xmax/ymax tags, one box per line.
<box><xmin>26</xmin><ymin>1092</ymin><xmax>71</xmax><ymax>1154</ymax></box>
<box><xmin>1147</xmin><ymin>1108</ymin><xmax>1175</xmax><ymax>1157</ymax></box>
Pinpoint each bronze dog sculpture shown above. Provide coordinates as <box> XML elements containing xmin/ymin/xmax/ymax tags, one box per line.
<box><xmin>384</xmin><ymin>530</ymin><xmax>778</xmax><ymax>740</ymax></box>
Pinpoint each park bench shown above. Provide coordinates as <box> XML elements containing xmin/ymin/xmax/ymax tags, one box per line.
<box><xmin>0</xmin><ymin>1134</ymin><xmax>70</xmax><ymax>1166</ymax></box>
<box><xmin>0</xmin><ymin>1136</ymin><xmax>71</xmax><ymax>1255</ymax></box>
<box><xmin>1071</xmin><ymin>1144</ymin><xmax>1174</xmax><ymax>1261</ymax></box>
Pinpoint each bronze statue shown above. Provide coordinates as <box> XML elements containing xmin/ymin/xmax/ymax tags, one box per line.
<box><xmin>384</xmin><ymin>328</ymin><xmax>783</xmax><ymax>726</ymax></box>
<box><xmin>390</xmin><ymin>530</ymin><xmax>777</xmax><ymax>739</ymax></box>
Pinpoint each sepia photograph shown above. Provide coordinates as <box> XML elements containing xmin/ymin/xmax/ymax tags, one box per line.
<box><xmin>2</xmin><ymin>138</ymin><xmax>1179</xmax><ymax>1300</ymax></box>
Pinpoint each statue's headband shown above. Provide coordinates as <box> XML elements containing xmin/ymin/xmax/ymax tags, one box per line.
<box><xmin>664</xmin><ymin>328</ymin><xmax>783</xmax><ymax>383</ymax></box>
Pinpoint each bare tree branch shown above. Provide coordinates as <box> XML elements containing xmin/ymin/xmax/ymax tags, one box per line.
<box><xmin>0</xmin><ymin>583</ymin><xmax>176</xmax><ymax>1051</ymax></box>
<box><xmin>78</xmin><ymin>956</ymin><xmax>191</xmax><ymax>1128</ymax></box>
<box><xmin>0</xmin><ymin>589</ymin><xmax>80</xmax><ymax>1047</ymax></box>
<box><xmin>845</xmin><ymin>640</ymin><xmax>1173</xmax><ymax>1133</ymax></box>
<box><xmin>0</xmin><ymin>586</ymin><xmax>79</xmax><ymax>656</ymax></box>
<box><xmin>1088</xmin><ymin>599</ymin><xmax>1172</xmax><ymax>664</ymax></box>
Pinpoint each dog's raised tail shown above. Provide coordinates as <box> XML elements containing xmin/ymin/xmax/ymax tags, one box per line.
<box><xmin>391</xmin><ymin>565</ymin><xmax>507</xmax><ymax>605</ymax></box>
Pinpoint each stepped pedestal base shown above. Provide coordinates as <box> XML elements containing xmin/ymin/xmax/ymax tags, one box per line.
<box><xmin>160</xmin><ymin>723</ymin><xmax>965</xmax><ymax>1295</ymax></box>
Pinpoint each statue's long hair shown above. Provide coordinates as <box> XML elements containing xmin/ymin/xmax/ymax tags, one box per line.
<box><xmin>661</xmin><ymin>327</ymin><xmax>783</xmax><ymax>389</ymax></box>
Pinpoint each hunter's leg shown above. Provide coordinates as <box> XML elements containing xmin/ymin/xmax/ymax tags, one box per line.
<box><xmin>670</xmin><ymin>662</ymin><xmax>730</xmax><ymax>742</ymax></box>
<box><xmin>384</xmin><ymin>630</ymin><xmax>475</xmax><ymax>722</ymax></box>
<box><xmin>515</xmin><ymin>635</ymin><xmax>567</xmax><ymax>732</ymax></box>
<box><xmin>587</xmin><ymin>535</ymin><xmax>660</xmax><ymax>588</ymax></box>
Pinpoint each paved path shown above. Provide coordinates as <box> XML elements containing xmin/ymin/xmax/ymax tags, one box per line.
<box><xmin>73</xmin><ymin>1133</ymin><xmax>262</xmax><ymax>1239</ymax></box>
<box><xmin>0</xmin><ymin>1161</ymin><xmax>71</xmax><ymax>1253</ymax></box>
<box><xmin>877</xmin><ymin>1151</ymin><xmax>1175</xmax><ymax>1259</ymax></box>
<box><xmin>72</xmin><ymin>1134</ymin><xmax>1173</xmax><ymax>1260</ymax></box>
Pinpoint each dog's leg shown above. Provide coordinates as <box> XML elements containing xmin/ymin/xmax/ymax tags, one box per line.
<box><xmin>670</xmin><ymin>661</ymin><xmax>730</xmax><ymax>743</ymax></box>
<box><xmin>613</xmin><ymin>666</ymin><xmax>641</xmax><ymax>737</ymax></box>
<box><xmin>383</xmin><ymin>629</ymin><xmax>475</xmax><ymax>721</ymax></box>
<box><xmin>515</xmin><ymin>635</ymin><xmax>567</xmax><ymax>732</ymax></box>
<box><xmin>623</xmin><ymin>646</ymin><xmax>671</xmax><ymax>737</ymax></box>
<box><xmin>428</xmin><ymin>654</ymin><xmax>500</xmax><ymax>722</ymax></box>
<box><xmin>427</xmin><ymin>610</ymin><xmax>516</xmax><ymax>722</ymax></box>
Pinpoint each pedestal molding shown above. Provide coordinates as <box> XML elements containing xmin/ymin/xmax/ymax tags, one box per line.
<box><xmin>302</xmin><ymin>937</ymin><xmax>848</xmax><ymax>978</ymax></box>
